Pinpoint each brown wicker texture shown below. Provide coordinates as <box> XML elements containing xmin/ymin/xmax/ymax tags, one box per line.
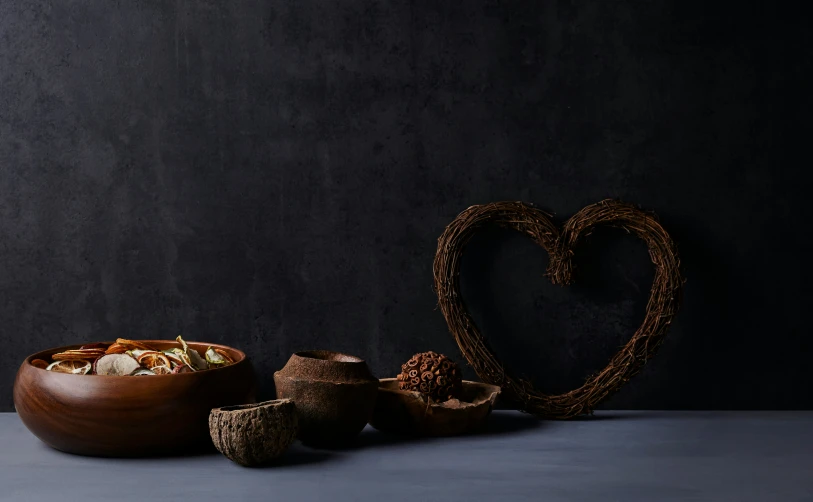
<box><xmin>433</xmin><ymin>199</ymin><xmax>683</xmax><ymax>419</ymax></box>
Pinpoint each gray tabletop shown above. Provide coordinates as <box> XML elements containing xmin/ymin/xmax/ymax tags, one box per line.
<box><xmin>1</xmin><ymin>411</ymin><xmax>811</xmax><ymax>502</ymax></box>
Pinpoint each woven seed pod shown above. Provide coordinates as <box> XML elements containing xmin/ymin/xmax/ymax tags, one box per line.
<box><xmin>397</xmin><ymin>351</ymin><xmax>462</xmax><ymax>402</ymax></box>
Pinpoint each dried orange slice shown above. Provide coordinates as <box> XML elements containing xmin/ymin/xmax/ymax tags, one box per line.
<box><xmin>105</xmin><ymin>343</ymin><xmax>128</xmax><ymax>354</ymax></box>
<box><xmin>46</xmin><ymin>360</ymin><xmax>92</xmax><ymax>375</ymax></box>
<box><xmin>136</xmin><ymin>351</ymin><xmax>171</xmax><ymax>369</ymax></box>
<box><xmin>115</xmin><ymin>338</ymin><xmax>157</xmax><ymax>351</ymax></box>
<box><xmin>150</xmin><ymin>365</ymin><xmax>172</xmax><ymax>375</ymax></box>
<box><xmin>30</xmin><ymin>359</ymin><xmax>49</xmax><ymax>369</ymax></box>
<box><xmin>52</xmin><ymin>349</ymin><xmax>106</xmax><ymax>361</ymax></box>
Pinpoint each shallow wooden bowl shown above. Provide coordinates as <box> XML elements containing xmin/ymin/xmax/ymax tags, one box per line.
<box><xmin>13</xmin><ymin>340</ymin><xmax>255</xmax><ymax>457</ymax></box>
<box><xmin>369</xmin><ymin>378</ymin><xmax>501</xmax><ymax>436</ymax></box>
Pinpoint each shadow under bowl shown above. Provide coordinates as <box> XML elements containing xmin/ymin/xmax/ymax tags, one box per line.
<box><xmin>13</xmin><ymin>340</ymin><xmax>256</xmax><ymax>457</ymax></box>
<box><xmin>369</xmin><ymin>379</ymin><xmax>501</xmax><ymax>437</ymax></box>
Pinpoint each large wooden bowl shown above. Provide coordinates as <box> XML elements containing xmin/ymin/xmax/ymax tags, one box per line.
<box><xmin>13</xmin><ymin>340</ymin><xmax>255</xmax><ymax>457</ymax></box>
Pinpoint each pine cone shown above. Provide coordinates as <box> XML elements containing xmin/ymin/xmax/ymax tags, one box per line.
<box><xmin>396</xmin><ymin>351</ymin><xmax>462</xmax><ymax>402</ymax></box>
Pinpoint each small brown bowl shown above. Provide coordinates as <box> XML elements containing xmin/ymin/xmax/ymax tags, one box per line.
<box><xmin>369</xmin><ymin>378</ymin><xmax>500</xmax><ymax>436</ymax></box>
<box><xmin>13</xmin><ymin>340</ymin><xmax>256</xmax><ymax>457</ymax></box>
<box><xmin>209</xmin><ymin>399</ymin><xmax>298</xmax><ymax>466</ymax></box>
<box><xmin>274</xmin><ymin>350</ymin><xmax>378</xmax><ymax>446</ymax></box>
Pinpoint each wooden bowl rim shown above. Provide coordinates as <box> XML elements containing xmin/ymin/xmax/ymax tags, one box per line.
<box><xmin>211</xmin><ymin>398</ymin><xmax>294</xmax><ymax>414</ymax></box>
<box><xmin>377</xmin><ymin>377</ymin><xmax>501</xmax><ymax>406</ymax></box>
<box><xmin>292</xmin><ymin>350</ymin><xmax>366</xmax><ymax>364</ymax></box>
<box><xmin>22</xmin><ymin>340</ymin><xmax>248</xmax><ymax>378</ymax></box>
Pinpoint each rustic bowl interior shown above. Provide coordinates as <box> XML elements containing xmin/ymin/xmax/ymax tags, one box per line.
<box><xmin>370</xmin><ymin>378</ymin><xmax>501</xmax><ymax>437</ymax></box>
<box><xmin>379</xmin><ymin>378</ymin><xmax>497</xmax><ymax>404</ymax></box>
<box><xmin>217</xmin><ymin>399</ymin><xmax>291</xmax><ymax>413</ymax></box>
<box><xmin>295</xmin><ymin>350</ymin><xmax>363</xmax><ymax>363</ymax></box>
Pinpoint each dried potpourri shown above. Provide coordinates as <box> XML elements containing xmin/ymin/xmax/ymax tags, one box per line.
<box><xmin>30</xmin><ymin>359</ymin><xmax>50</xmax><ymax>369</ymax></box>
<box><xmin>36</xmin><ymin>336</ymin><xmax>235</xmax><ymax>376</ymax></box>
<box><xmin>46</xmin><ymin>360</ymin><xmax>92</xmax><ymax>375</ymax></box>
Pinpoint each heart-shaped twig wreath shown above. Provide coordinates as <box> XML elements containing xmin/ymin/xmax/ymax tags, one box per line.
<box><xmin>433</xmin><ymin>199</ymin><xmax>683</xmax><ymax>419</ymax></box>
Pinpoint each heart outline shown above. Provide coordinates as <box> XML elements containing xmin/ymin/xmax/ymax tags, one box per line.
<box><xmin>433</xmin><ymin>199</ymin><xmax>683</xmax><ymax>419</ymax></box>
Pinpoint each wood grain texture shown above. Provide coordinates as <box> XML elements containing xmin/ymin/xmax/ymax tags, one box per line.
<box><xmin>13</xmin><ymin>341</ymin><xmax>255</xmax><ymax>457</ymax></box>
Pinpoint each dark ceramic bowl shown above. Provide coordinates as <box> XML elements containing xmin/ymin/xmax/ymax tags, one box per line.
<box><xmin>13</xmin><ymin>340</ymin><xmax>256</xmax><ymax>457</ymax></box>
<box><xmin>369</xmin><ymin>378</ymin><xmax>500</xmax><ymax>436</ymax></box>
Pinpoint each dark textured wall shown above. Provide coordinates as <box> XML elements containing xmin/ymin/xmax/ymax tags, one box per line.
<box><xmin>1</xmin><ymin>1</ymin><xmax>810</xmax><ymax>412</ymax></box>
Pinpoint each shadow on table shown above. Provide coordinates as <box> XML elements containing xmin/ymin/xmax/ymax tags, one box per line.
<box><xmin>481</xmin><ymin>409</ymin><xmax>546</xmax><ymax>433</ymax></box>
<box><xmin>249</xmin><ymin>447</ymin><xmax>336</xmax><ymax>469</ymax></box>
<box><xmin>568</xmin><ymin>412</ymin><xmax>629</xmax><ymax>422</ymax></box>
<box><xmin>38</xmin><ymin>441</ymin><xmax>223</xmax><ymax>461</ymax></box>
<box><xmin>310</xmin><ymin>410</ymin><xmax>545</xmax><ymax>452</ymax></box>
<box><xmin>570</xmin><ymin>410</ymin><xmax>683</xmax><ymax>421</ymax></box>
<box><xmin>37</xmin><ymin>440</ymin><xmax>335</xmax><ymax>468</ymax></box>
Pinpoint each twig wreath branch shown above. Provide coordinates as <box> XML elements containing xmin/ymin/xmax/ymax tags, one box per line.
<box><xmin>433</xmin><ymin>199</ymin><xmax>683</xmax><ymax>419</ymax></box>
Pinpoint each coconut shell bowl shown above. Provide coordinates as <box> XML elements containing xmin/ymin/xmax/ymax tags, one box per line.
<box><xmin>13</xmin><ymin>341</ymin><xmax>255</xmax><ymax>457</ymax></box>
<box><xmin>369</xmin><ymin>379</ymin><xmax>501</xmax><ymax>437</ymax></box>
<box><xmin>274</xmin><ymin>350</ymin><xmax>378</xmax><ymax>447</ymax></box>
<box><xmin>209</xmin><ymin>399</ymin><xmax>298</xmax><ymax>467</ymax></box>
